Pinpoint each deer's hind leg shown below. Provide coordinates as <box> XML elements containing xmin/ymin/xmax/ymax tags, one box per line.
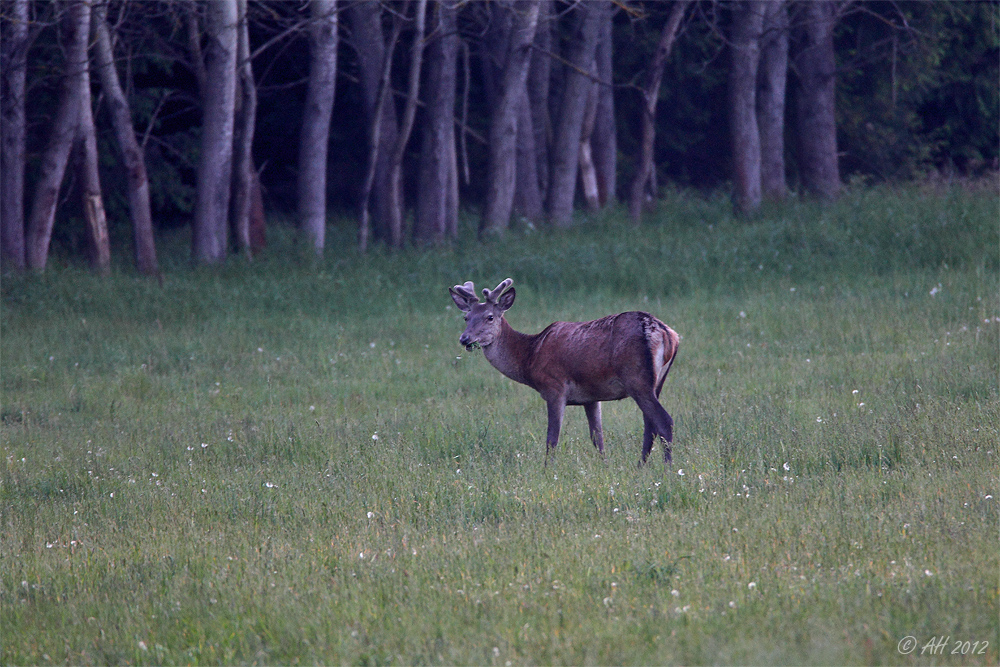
<box><xmin>583</xmin><ymin>402</ymin><xmax>605</xmax><ymax>454</ymax></box>
<box><xmin>632</xmin><ymin>391</ymin><xmax>674</xmax><ymax>466</ymax></box>
<box><xmin>641</xmin><ymin>415</ymin><xmax>655</xmax><ymax>464</ymax></box>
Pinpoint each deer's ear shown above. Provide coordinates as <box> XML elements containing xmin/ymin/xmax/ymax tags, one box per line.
<box><xmin>450</xmin><ymin>287</ymin><xmax>475</xmax><ymax>312</ymax></box>
<box><xmin>496</xmin><ymin>286</ymin><xmax>515</xmax><ymax>312</ymax></box>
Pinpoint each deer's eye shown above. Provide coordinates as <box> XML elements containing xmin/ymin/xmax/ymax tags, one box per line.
<box><xmin>487</xmin><ymin>315</ymin><xmax>494</xmax><ymax>322</ymax></box>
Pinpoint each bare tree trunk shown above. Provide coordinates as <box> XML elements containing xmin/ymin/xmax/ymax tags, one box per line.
<box><xmin>627</xmin><ymin>1</ymin><xmax>689</xmax><ymax>223</ymax></box>
<box><xmin>298</xmin><ymin>0</ymin><xmax>338</xmax><ymax>256</ymax></box>
<box><xmin>357</xmin><ymin>12</ymin><xmax>401</xmax><ymax>252</ymax></box>
<box><xmin>479</xmin><ymin>2</ymin><xmax>511</xmax><ymax>111</ymax></box>
<box><xmin>577</xmin><ymin>73</ymin><xmax>600</xmax><ymax>212</ymax></box>
<box><xmin>729</xmin><ymin>1</ymin><xmax>765</xmax><ymax>215</ymax></box>
<box><xmin>480</xmin><ymin>1</ymin><xmax>543</xmax><ymax>224</ymax></box>
<box><xmin>25</xmin><ymin>0</ymin><xmax>90</xmax><ymax>271</ymax></box>
<box><xmin>513</xmin><ymin>87</ymin><xmax>543</xmax><ymax>221</ymax></box>
<box><xmin>546</xmin><ymin>0</ymin><xmax>601</xmax><ymax>228</ymax></box>
<box><xmin>231</xmin><ymin>0</ymin><xmax>259</xmax><ymax>258</ymax></box>
<box><xmin>481</xmin><ymin>0</ymin><xmax>541</xmax><ymax>236</ymax></box>
<box><xmin>185</xmin><ymin>3</ymin><xmax>208</xmax><ymax>96</ymax></box>
<box><xmin>76</xmin><ymin>38</ymin><xmax>110</xmax><ymax>275</ymax></box>
<box><xmin>793</xmin><ymin>0</ymin><xmax>840</xmax><ymax>200</ymax></box>
<box><xmin>758</xmin><ymin>0</ymin><xmax>788</xmax><ymax>201</ymax></box>
<box><xmin>349</xmin><ymin>0</ymin><xmax>400</xmax><ymax>247</ymax></box>
<box><xmin>591</xmin><ymin>1</ymin><xmax>617</xmax><ymax>207</ymax></box>
<box><xmin>1</xmin><ymin>0</ymin><xmax>30</xmax><ymax>271</ymax></box>
<box><xmin>415</xmin><ymin>0</ymin><xmax>458</xmax><ymax>245</ymax></box>
<box><xmin>527</xmin><ymin>0</ymin><xmax>552</xmax><ymax>201</ymax></box>
<box><xmin>92</xmin><ymin>0</ymin><xmax>159</xmax><ymax>276</ymax></box>
<box><xmin>445</xmin><ymin>134</ymin><xmax>459</xmax><ymax>239</ymax></box>
<box><xmin>250</xmin><ymin>168</ymin><xmax>266</xmax><ymax>251</ymax></box>
<box><xmin>458</xmin><ymin>39</ymin><xmax>472</xmax><ymax>187</ymax></box>
<box><xmin>192</xmin><ymin>0</ymin><xmax>237</xmax><ymax>264</ymax></box>
<box><xmin>385</xmin><ymin>0</ymin><xmax>427</xmax><ymax>248</ymax></box>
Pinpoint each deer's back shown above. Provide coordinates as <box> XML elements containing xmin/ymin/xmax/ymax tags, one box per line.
<box><xmin>526</xmin><ymin>312</ymin><xmax>676</xmax><ymax>404</ymax></box>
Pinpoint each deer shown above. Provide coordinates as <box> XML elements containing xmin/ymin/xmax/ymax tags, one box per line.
<box><xmin>449</xmin><ymin>278</ymin><xmax>680</xmax><ymax>466</ymax></box>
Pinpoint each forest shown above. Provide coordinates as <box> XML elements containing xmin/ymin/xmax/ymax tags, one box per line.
<box><xmin>0</xmin><ymin>0</ymin><xmax>997</xmax><ymax>275</ymax></box>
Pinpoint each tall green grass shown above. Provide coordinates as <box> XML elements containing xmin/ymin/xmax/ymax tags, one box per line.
<box><xmin>2</xmin><ymin>182</ymin><xmax>998</xmax><ymax>664</ymax></box>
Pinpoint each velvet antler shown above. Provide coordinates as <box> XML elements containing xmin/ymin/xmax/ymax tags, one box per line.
<box><xmin>482</xmin><ymin>278</ymin><xmax>513</xmax><ymax>304</ymax></box>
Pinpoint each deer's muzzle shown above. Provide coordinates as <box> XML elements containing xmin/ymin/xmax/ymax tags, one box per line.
<box><xmin>459</xmin><ymin>332</ymin><xmax>478</xmax><ymax>350</ymax></box>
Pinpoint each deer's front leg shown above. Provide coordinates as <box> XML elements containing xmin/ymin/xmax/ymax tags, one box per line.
<box><xmin>584</xmin><ymin>402</ymin><xmax>604</xmax><ymax>454</ymax></box>
<box><xmin>543</xmin><ymin>395</ymin><xmax>567</xmax><ymax>465</ymax></box>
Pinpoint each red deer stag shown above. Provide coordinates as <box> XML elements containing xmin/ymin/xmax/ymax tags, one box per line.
<box><xmin>449</xmin><ymin>278</ymin><xmax>680</xmax><ymax>465</ymax></box>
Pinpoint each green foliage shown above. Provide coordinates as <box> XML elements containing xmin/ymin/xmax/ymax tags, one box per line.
<box><xmin>612</xmin><ymin>1</ymin><xmax>999</xmax><ymax>191</ymax></box>
<box><xmin>837</xmin><ymin>2</ymin><xmax>1000</xmax><ymax>180</ymax></box>
<box><xmin>915</xmin><ymin>2</ymin><xmax>1000</xmax><ymax>171</ymax></box>
<box><xmin>2</xmin><ymin>184</ymin><xmax>998</xmax><ymax>664</ymax></box>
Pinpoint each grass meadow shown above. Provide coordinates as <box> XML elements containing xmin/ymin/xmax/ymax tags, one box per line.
<box><xmin>2</xmin><ymin>183</ymin><xmax>998</xmax><ymax>665</ymax></box>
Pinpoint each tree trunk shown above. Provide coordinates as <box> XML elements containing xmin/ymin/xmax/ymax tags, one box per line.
<box><xmin>414</xmin><ymin>0</ymin><xmax>459</xmax><ymax>245</ymax></box>
<box><xmin>249</xmin><ymin>171</ymin><xmax>266</xmax><ymax>252</ymax></box>
<box><xmin>385</xmin><ymin>0</ymin><xmax>427</xmax><ymax>249</ymax></box>
<box><xmin>577</xmin><ymin>73</ymin><xmax>600</xmax><ymax>212</ymax></box>
<box><xmin>793</xmin><ymin>0</ymin><xmax>840</xmax><ymax>200</ymax></box>
<box><xmin>185</xmin><ymin>3</ymin><xmax>208</xmax><ymax>96</ymax></box>
<box><xmin>729</xmin><ymin>1</ymin><xmax>765</xmax><ymax>215</ymax></box>
<box><xmin>231</xmin><ymin>0</ymin><xmax>260</xmax><ymax>258</ymax></box>
<box><xmin>479</xmin><ymin>2</ymin><xmax>512</xmax><ymax>111</ymax></box>
<box><xmin>591</xmin><ymin>1</ymin><xmax>617</xmax><ymax>207</ymax></box>
<box><xmin>356</xmin><ymin>11</ymin><xmax>401</xmax><ymax>252</ymax></box>
<box><xmin>298</xmin><ymin>0</ymin><xmax>338</xmax><ymax>255</ymax></box>
<box><xmin>458</xmin><ymin>39</ymin><xmax>472</xmax><ymax>187</ymax></box>
<box><xmin>481</xmin><ymin>0</ymin><xmax>541</xmax><ymax>236</ymax></box>
<box><xmin>446</xmin><ymin>132</ymin><xmax>459</xmax><ymax>239</ymax></box>
<box><xmin>1</xmin><ymin>0</ymin><xmax>30</xmax><ymax>271</ymax></box>
<box><xmin>513</xmin><ymin>87</ymin><xmax>543</xmax><ymax>221</ymax></box>
<box><xmin>527</xmin><ymin>0</ymin><xmax>552</xmax><ymax>201</ymax></box>
<box><xmin>627</xmin><ymin>1</ymin><xmax>689</xmax><ymax>223</ymax></box>
<box><xmin>480</xmin><ymin>1</ymin><xmax>543</xmax><ymax>225</ymax></box>
<box><xmin>758</xmin><ymin>0</ymin><xmax>788</xmax><ymax>201</ymax></box>
<box><xmin>92</xmin><ymin>0</ymin><xmax>159</xmax><ymax>276</ymax></box>
<box><xmin>546</xmin><ymin>1</ymin><xmax>602</xmax><ymax>228</ymax></box>
<box><xmin>348</xmin><ymin>0</ymin><xmax>400</xmax><ymax>247</ymax></box>
<box><xmin>76</xmin><ymin>39</ymin><xmax>111</xmax><ymax>275</ymax></box>
<box><xmin>192</xmin><ymin>0</ymin><xmax>238</xmax><ymax>264</ymax></box>
<box><xmin>25</xmin><ymin>0</ymin><xmax>90</xmax><ymax>271</ymax></box>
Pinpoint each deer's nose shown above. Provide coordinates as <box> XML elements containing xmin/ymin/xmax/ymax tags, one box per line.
<box><xmin>459</xmin><ymin>332</ymin><xmax>472</xmax><ymax>347</ymax></box>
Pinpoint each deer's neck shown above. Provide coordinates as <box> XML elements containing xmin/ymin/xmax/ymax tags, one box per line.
<box><xmin>483</xmin><ymin>318</ymin><xmax>535</xmax><ymax>387</ymax></box>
